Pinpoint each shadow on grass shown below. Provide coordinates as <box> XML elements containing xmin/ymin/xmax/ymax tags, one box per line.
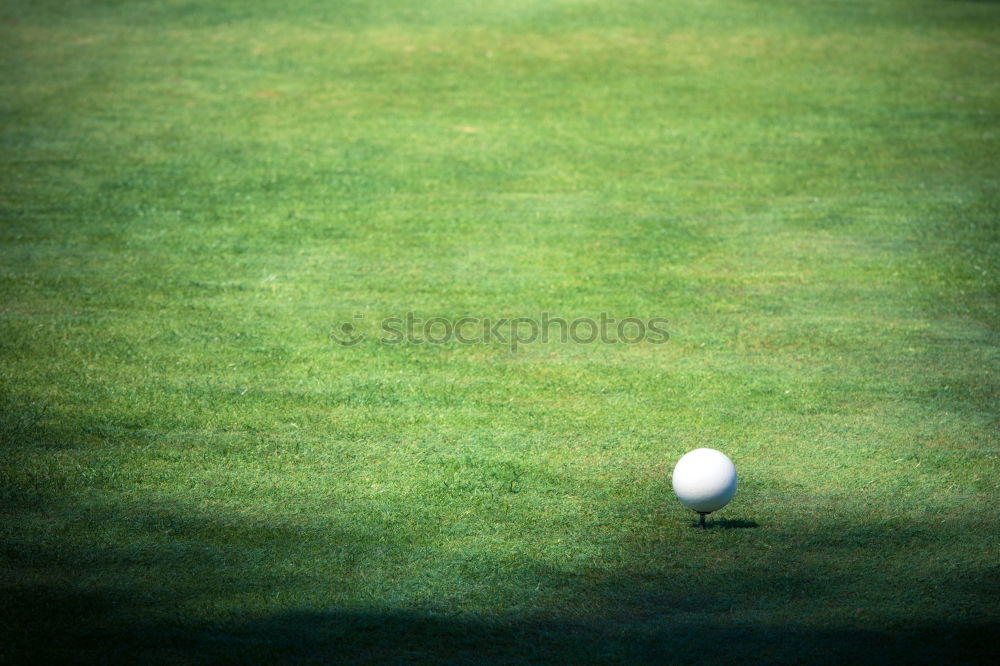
<box><xmin>5</xmin><ymin>587</ymin><xmax>998</xmax><ymax>664</ymax></box>
<box><xmin>2</xmin><ymin>393</ymin><xmax>996</xmax><ymax>663</ymax></box>
<box><xmin>689</xmin><ymin>517</ymin><xmax>759</xmax><ymax>530</ymax></box>
<box><xmin>3</xmin><ymin>488</ymin><xmax>997</xmax><ymax>664</ymax></box>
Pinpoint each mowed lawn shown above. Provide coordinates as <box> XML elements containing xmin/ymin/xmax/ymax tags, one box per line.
<box><xmin>1</xmin><ymin>0</ymin><xmax>998</xmax><ymax>662</ymax></box>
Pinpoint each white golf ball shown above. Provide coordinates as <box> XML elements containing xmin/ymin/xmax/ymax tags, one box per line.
<box><xmin>672</xmin><ymin>448</ymin><xmax>737</xmax><ymax>513</ymax></box>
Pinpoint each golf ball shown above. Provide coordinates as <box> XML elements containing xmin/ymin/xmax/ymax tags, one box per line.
<box><xmin>672</xmin><ymin>448</ymin><xmax>737</xmax><ymax>513</ymax></box>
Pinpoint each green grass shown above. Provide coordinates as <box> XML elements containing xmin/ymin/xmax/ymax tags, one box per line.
<box><xmin>2</xmin><ymin>0</ymin><xmax>998</xmax><ymax>662</ymax></box>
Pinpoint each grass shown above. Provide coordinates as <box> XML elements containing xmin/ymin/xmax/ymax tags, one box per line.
<box><xmin>1</xmin><ymin>0</ymin><xmax>998</xmax><ymax>662</ymax></box>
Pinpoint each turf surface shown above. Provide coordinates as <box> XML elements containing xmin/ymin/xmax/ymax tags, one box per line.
<box><xmin>2</xmin><ymin>0</ymin><xmax>998</xmax><ymax>662</ymax></box>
